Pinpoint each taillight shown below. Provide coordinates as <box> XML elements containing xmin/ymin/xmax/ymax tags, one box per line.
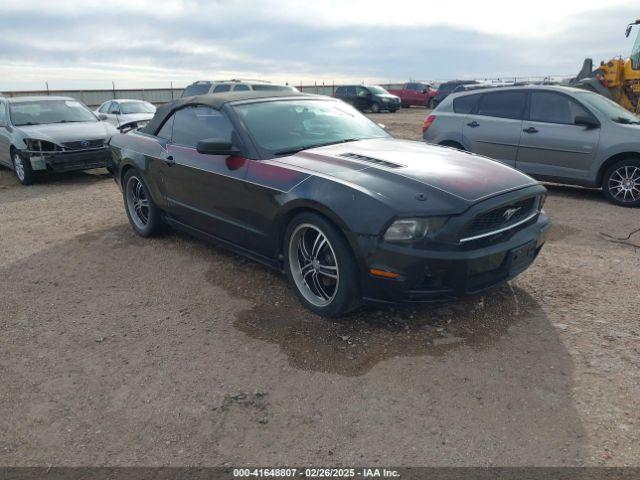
<box><xmin>422</xmin><ymin>115</ymin><xmax>436</xmax><ymax>133</ymax></box>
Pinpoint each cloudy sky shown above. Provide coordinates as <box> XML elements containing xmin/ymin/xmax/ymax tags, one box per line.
<box><xmin>0</xmin><ymin>0</ymin><xmax>638</xmax><ymax>91</ymax></box>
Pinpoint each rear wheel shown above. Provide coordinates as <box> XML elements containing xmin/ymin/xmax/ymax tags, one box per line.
<box><xmin>284</xmin><ymin>213</ymin><xmax>361</xmax><ymax>317</ymax></box>
<box><xmin>12</xmin><ymin>150</ymin><xmax>35</xmax><ymax>185</ymax></box>
<box><xmin>603</xmin><ymin>158</ymin><xmax>640</xmax><ymax>207</ymax></box>
<box><xmin>123</xmin><ymin>170</ymin><xmax>164</xmax><ymax>236</ymax></box>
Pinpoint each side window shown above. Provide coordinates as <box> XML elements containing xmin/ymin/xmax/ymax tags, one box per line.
<box><xmin>233</xmin><ymin>84</ymin><xmax>250</xmax><ymax>91</ymax></box>
<box><xmin>171</xmin><ymin>106</ymin><xmax>234</xmax><ymax>147</ymax></box>
<box><xmin>476</xmin><ymin>91</ymin><xmax>526</xmax><ymax>120</ymax></box>
<box><xmin>0</xmin><ymin>102</ymin><xmax>6</xmax><ymax>125</ymax></box>
<box><xmin>98</xmin><ymin>101</ymin><xmax>112</xmax><ymax>113</ymax></box>
<box><xmin>335</xmin><ymin>86</ymin><xmax>346</xmax><ymax>96</ymax></box>
<box><xmin>156</xmin><ymin>114</ymin><xmax>175</xmax><ymax>141</ymax></box>
<box><xmin>346</xmin><ymin>86</ymin><xmax>356</xmax><ymax>96</ymax></box>
<box><xmin>108</xmin><ymin>102</ymin><xmax>121</xmax><ymax>114</ymax></box>
<box><xmin>356</xmin><ymin>87</ymin><xmax>369</xmax><ymax>97</ymax></box>
<box><xmin>453</xmin><ymin>94</ymin><xmax>480</xmax><ymax>114</ymax></box>
<box><xmin>529</xmin><ymin>91</ymin><xmax>591</xmax><ymax>125</ymax></box>
<box><xmin>213</xmin><ymin>84</ymin><xmax>231</xmax><ymax>93</ymax></box>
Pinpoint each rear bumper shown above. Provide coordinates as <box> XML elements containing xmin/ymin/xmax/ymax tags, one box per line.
<box><xmin>25</xmin><ymin>148</ymin><xmax>110</xmax><ymax>172</ymax></box>
<box><xmin>357</xmin><ymin>212</ymin><xmax>550</xmax><ymax>304</ymax></box>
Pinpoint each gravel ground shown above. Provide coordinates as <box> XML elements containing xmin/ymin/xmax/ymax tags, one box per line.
<box><xmin>0</xmin><ymin>107</ymin><xmax>638</xmax><ymax>467</ymax></box>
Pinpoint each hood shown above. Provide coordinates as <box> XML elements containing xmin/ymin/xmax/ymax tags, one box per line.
<box><xmin>118</xmin><ymin>113</ymin><xmax>155</xmax><ymax>123</ymax></box>
<box><xmin>376</xmin><ymin>94</ymin><xmax>400</xmax><ymax>100</ymax></box>
<box><xmin>16</xmin><ymin>121</ymin><xmax>117</xmax><ymax>144</ymax></box>
<box><xmin>274</xmin><ymin>138</ymin><xmax>537</xmax><ymax>204</ymax></box>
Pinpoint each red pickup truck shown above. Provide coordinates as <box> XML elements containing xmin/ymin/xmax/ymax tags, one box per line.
<box><xmin>388</xmin><ymin>82</ymin><xmax>436</xmax><ymax>108</ymax></box>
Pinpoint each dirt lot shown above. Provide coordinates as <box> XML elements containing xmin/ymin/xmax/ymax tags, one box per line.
<box><xmin>1</xmin><ymin>107</ymin><xmax>639</xmax><ymax>467</ymax></box>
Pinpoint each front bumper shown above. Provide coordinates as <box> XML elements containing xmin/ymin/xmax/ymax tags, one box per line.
<box><xmin>358</xmin><ymin>211</ymin><xmax>550</xmax><ymax>304</ymax></box>
<box><xmin>24</xmin><ymin>148</ymin><xmax>110</xmax><ymax>173</ymax></box>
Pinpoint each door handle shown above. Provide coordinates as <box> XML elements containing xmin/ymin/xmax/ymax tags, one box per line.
<box><xmin>164</xmin><ymin>155</ymin><xmax>175</xmax><ymax>167</ymax></box>
<box><xmin>523</xmin><ymin>127</ymin><xmax>539</xmax><ymax>134</ymax></box>
<box><xmin>466</xmin><ymin>121</ymin><xmax>479</xmax><ymax>128</ymax></box>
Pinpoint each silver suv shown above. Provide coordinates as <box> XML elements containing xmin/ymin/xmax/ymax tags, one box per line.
<box><xmin>181</xmin><ymin>79</ymin><xmax>298</xmax><ymax>98</ymax></box>
<box><xmin>423</xmin><ymin>85</ymin><xmax>640</xmax><ymax>207</ymax></box>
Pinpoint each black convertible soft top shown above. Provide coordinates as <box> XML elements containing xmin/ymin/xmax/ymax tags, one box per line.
<box><xmin>141</xmin><ymin>90</ymin><xmax>317</xmax><ymax>135</ymax></box>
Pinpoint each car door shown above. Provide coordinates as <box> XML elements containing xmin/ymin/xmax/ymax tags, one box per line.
<box><xmin>355</xmin><ymin>86</ymin><xmax>372</xmax><ymax>110</ymax></box>
<box><xmin>462</xmin><ymin>90</ymin><xmax>527</xmax><ymax>167</ymax></box>
<box><xmin>159</xmin><ymin>105</ymin><xmax>254</xmax><ymax>245</ymax></box>
<box><xmin>516</xmin><ymin>90</ymin><xmax>601</xmax><ymax>182</ymax></box>
<box><xmin>0</xmin><ymin>100</ymin><xmax>11</xmax><ymax>166</ymax></box>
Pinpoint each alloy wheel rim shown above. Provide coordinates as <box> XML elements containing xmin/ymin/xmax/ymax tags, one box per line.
<box><xmin>609</xmin><ymin>166</ymin><xmax>640</xmax><ymax>203</ymax></box>
<box><xmin>289</xmin><ymin>224</ymin><xmax>339</xmax><ymax>307</ymax></box>
<box><xmin>126</xmin><ymin>176</ymin><xmax>150</xmax><ymax>229</ymax></box>
<box><xmin>13</xmin><ymin>154</ymin><xmax>25</xmax><ymax>181</ymax></box>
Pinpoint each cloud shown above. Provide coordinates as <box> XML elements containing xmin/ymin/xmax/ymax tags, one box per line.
<box><xmin>0</xmin><ymin>0</ymin><xmax>638</xmax><ymax>90</ymax></box>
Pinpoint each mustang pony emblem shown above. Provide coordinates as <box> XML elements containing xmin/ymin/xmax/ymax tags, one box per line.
<box><xmin>503</xmin><ymin>207</ymin><xmax>521</xmax><ymax>222</ymax></box>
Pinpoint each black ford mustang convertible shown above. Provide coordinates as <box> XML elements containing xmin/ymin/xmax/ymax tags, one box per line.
<box><xmin>109</xmin><ymin>91</ymin><xmax>549</xmax><ymax>317</ymax></box>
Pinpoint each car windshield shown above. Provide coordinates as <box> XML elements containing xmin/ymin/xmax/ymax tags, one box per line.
<box><xmin>367</xmin><ymin>86</ymin><xmax>390</xmax><ymax>95</ymax></box>
<box><xmin>120</xmin><ymin>101</ymin><xmax>155</xmax><ymax>114</ymax></box>
<box><xmin>10</xmin><ymin>99</ymin><xmax>97</xmax><ymax>126</ymax></box>
<box><xmin>233</xmin><ymin>99</ymin><xmax>390</xmax><ymax>156</ymax></box>
<box><xmin>575</xmin><ymin>91</ymin><xmax>640</xmax><ymax>124</ymax></box>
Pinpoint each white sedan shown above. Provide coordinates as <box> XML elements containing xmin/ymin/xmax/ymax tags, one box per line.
<box><xmin>94</xmin><ymin>99</ymin><xmax>156</xmax><ymax>132</ymax></box>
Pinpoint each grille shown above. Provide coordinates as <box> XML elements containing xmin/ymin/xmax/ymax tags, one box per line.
<box><xmin>339</xmin><ymin>152</ymin><xmax>404</xmax><ymax>169</ymax></box>
<box><xmin>63</xmin><ymin>139</ymin><xmax>105</xmax><ymax>150</ymax></box>
<box><xmin>465</xmin><ymin>197</ymin><xmax>536</xmax><ymax>238</ymax></box>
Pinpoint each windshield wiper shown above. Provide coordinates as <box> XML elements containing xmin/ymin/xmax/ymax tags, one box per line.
<box><xmin>274</xmin><ymin>138</ymin><xmax>361</xmax><ymax>156</ymax></box>
<box><xmin>52</xmin><ymin>120</ymin><xmax>90</xmax><ymax>124</ymax></box>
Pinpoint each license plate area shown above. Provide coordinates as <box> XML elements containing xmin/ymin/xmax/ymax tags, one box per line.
<box><xmin>507</xmin><ymin>240</ymin><xmax>537</xmax><ymax>274</ymax></box>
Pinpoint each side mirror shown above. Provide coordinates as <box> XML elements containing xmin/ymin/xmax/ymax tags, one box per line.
<box><xmin>98</xmin><ymin>114</ymin><xmax>108</xmax><ymax>121</ymax></box>
<box><xmin>574</xmin><ymin>115</ymin><xmax>599</xmax><ymax>129</ymax></box>
<box><xmin>196</xmin><ymin>139</ymin><xmax>240</xmax><ymax>156</ymax></box>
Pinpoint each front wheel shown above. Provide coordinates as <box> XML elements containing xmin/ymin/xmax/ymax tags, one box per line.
<box><xmin>370</xmin><ymin>102</ymin><xmax>381</xmax><ymax>113</ymax></box>
<box><xmin>123</xmin><ymin>170</ymin><xmax>164</xmax><ymax>236</ymax></box>
<box><xmin>285</xmin><ymin>213</ymin><xmax>361</xmax><ymax>317</ymax></box>
<box><xmin>602</xmin><ymin>159</ymin><xmax>640</xmax><ymax>207</ymax></box>
<box><xmin>12</xmin><ymin>151</ymin><xmax>35</xmax><ymax>185</ymax></box>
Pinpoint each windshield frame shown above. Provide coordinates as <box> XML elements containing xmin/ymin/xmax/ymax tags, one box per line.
<box><xmin>228</xmin><ymin>97</ymin><xmax>391</xmax><ymax>160</ymax></box>
<box><xmin>9</xmin><ymin>99</ymin><xmax>98</xmax><ymax>126</ymax></box>
<box><xmin>631</xmin><ymin>26</ymin><xmax>640</xmax><ymax>70</ymax></box>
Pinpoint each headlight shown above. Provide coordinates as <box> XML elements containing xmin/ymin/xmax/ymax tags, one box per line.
<box><xmin>381</xmin><ymin>97</ymin><xmax>390</xmax><ymax>102</ymax></box>
<box><xmin>25</xmin><ymin>139</ymin><xmax>62</xmax><ymax>152</ymax></box>
<box><xmin>538</xmin><ymin>193</ymin><xmax>547</xmax><ymax>212</ymax></box>
<box><xmin>383</xmin><ymin>217</ymin><xmax>448</xmax><ymax>243</ymax></box>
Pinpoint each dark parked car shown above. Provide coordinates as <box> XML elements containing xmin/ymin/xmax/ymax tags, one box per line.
<box><xmin>434</xmin><ymin>80</ymin><xmax>481</xmax><ymax>106</ymax></box>
<box><xmin>334</xmin><ymin>85</ymin><xmax>400</xmax><ymax>113</ymax></box>
<box><xmin>0</xmin><ymin>96</ymin><xmax>117</xmax><ymax>184</ymax></box>
<box><xmin>109</xmin><ymin>91</ymin><xmax>549</xmax><ymax>317</ymax></box>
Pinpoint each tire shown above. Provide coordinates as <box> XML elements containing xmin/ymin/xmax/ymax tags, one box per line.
<box><xmin>388</xmin><ymin>108</ymin><xmax>397</xmax><ymax>113</ymax></box>
<box><xmin>284</xmin><ymin>212</ymin><xmax>361</xmax><ymax>317</ymax></box>
<box><xmin>602</xmin><ymin>158</ymin><xmax>640</xmax><ymax>207</ymax></box>
<box><xmin>122</xmin><ymin>169</ymin><xmax>164</xmax><ymax>236</ymax></box>
<box><xmin>401</xmin><ymin>103</ymin><xmax>409</xmax><ymax>108</ymax></box>
<box><xmin>12</xmin><ymin>150</ymin><xmax>35</xmax><ymax>185</ymax></box>
<box><xmin>370</xmin><ymin>102</ymin><xmax>381</xmax><ymax>113</ymax></box>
